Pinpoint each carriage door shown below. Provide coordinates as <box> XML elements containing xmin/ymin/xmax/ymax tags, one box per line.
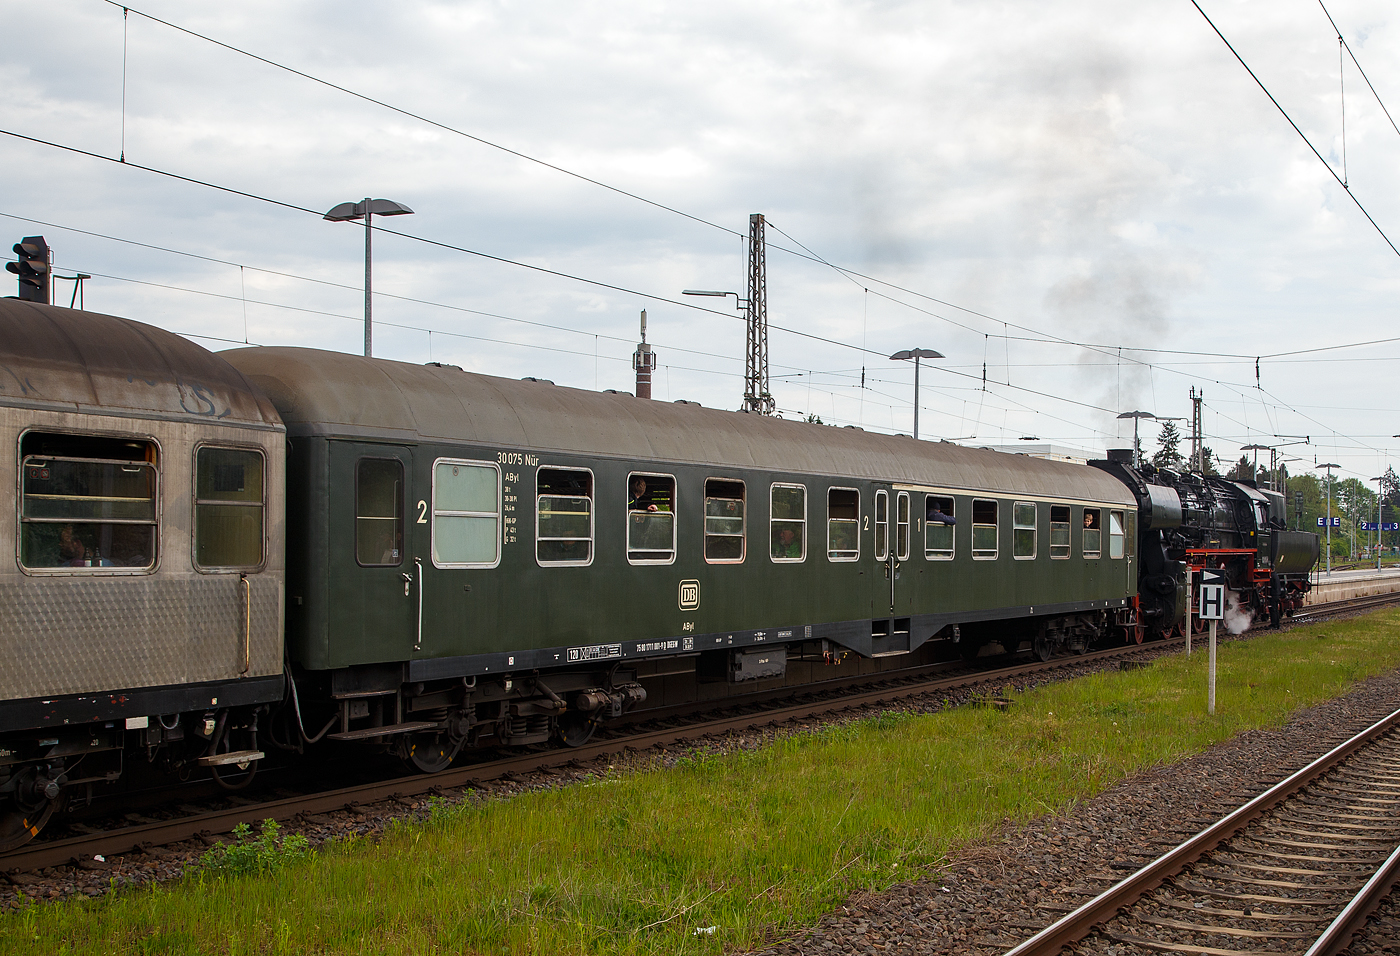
<box><xmin>352</xmin><ymin>448</ymin><xmax>417</xmax><ymax>651</ymax></box>
<box><xmin>871</xmin><ymin>486</ymin><xmax>911</xmax><ymax>653</ymax></box>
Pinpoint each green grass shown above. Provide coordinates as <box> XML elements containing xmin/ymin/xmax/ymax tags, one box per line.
<box><xmin>5</xmin><ymin>610</ymin><xmax>1399</xmax><ymax>955</ymax></box>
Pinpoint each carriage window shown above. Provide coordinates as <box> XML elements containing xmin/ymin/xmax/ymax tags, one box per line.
<box><xmin>1083</xmin><ymin>508</ymin><xmax>1101</xmax><ymax>558</ymax></box>
<box><xmin>896</xmin><ymin>491</ymin><xmax>911</xmax><ymax>561</ymax></box>
<box><xmin>194</xmin><ymin>447</ymin><xmax>265</xmax><ymax>569</ymax></box>
<box><xmin>972</xmin><ymin>499</ymin><xmax>998</xmax><ymax>559</ymax></box>
<box><xmin>1013</xmin><ymin>502</ymin><xmax>1036</xmax><ymax>560</ymax></box>
<box><xmin>874</xmin><ymin>490</ymin><xmax>889</xmax><ymax>561</ymax></box>
<box><xmin>433</xmin><ymin>459</ymin><xmax>500</xmax><ymax>567</ymax></box>
<box><xmin>537</xmin><ymin>468</ymin><xmax>593</xmax><ymax>565</ymax></box>
<box><xmin>925</xmin><ymin>496</ymin><xmax>955</xmax><ymax>559</ymax></box>
<box><xmin>1050</xmin><ymin>505</ymin><xmax>1071</xmax><ymax>559</ymax></box>
<box><xmin>357</xmin><ymin>458</ymin><xmax>403</xmax><ymax>566</ymax></box>
<box><xmin>704</xmin><ymin>479</ymin><xmax>745</xmax><ymax>563</ymax></box>
<box><xmin>1109</xmin><ymin>510</ymin><xmax>1125</xmax><ymax>559</ymax></box>
<box><xmin>19</xmin><ymin>432</ymin><xmax>157</xmax><ymax>570</ymax></box>
<box><xmin>828</xmin><ymin>488</ymin><xmax>859</xmax><ymax>561</ymax></box>
<box><xmin>770</xmin><ymin>484</ymin><xmax>806</xmax><ymax>562</ymax></box>
<box><xmin>627</xmin><ymin>473</ymin><xmax>675</xmax><ymax>563</ymax></box>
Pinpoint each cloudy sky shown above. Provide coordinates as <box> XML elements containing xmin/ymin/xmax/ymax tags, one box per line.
<box><xmin>6</xmin><ymin>0</ymin><xmax>1400</xmax><ymax>489</ymax></box>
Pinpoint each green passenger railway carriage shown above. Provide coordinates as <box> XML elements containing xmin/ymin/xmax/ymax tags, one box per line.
<box><xmin>225</xmin><ymin>347</ymin><xmax>1140</xmax><ymax>759</ymax></box>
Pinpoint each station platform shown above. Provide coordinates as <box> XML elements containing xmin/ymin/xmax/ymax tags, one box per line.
<box><xmin>1304</xmin><ymin>567</ymin><xmax>1400</xmax><ymax>605</ymax></box>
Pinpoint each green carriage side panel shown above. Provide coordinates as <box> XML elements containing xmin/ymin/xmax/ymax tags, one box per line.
<box><xmin>225</xmin><ymin>347</ymin><xmax>1138</xmax><ymax>674</ymax></box>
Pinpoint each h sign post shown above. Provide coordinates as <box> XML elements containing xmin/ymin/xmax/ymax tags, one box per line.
<box><xmin>1198</xmin><ymin>578</ymin><xmax>1225</xmax><ymax>715</ymax></box>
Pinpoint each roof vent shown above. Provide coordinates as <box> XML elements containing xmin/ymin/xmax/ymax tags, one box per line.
<box><xmin>603</xmin><ymin>389</ymin><xmax>633</xmax><ymax>397</ymax></box>
<box><xmin>425</xmin><ymin>361</ymin><xmax>463</xmax><ymax>371</ymax></box>
<box><xmin>844</xmin><ymin>425</ymin><xmax>864</xmax><ymax>431</ymax></box>
<box><xmin>520</xmin><ymin>377</ymin><xmax>555</xmax><ymax>385</ymax></box>
<box><xmin>673</xmin><ymin>399</ymin><xmax>700</xmax><ymax>406</ymax></box>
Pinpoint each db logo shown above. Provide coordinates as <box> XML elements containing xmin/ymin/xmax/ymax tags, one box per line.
<box><xmin>678</xmin><ymin>579</ymin><xmax>700</xmax><ymax>611</ymax></box>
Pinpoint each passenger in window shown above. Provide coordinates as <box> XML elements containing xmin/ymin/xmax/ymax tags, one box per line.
<box><xmin>927</xmin><ymin>502</ymin><xmax>956</xmax><ymax>525</ymax></box>
<box><xmin>57</xmin><ymin>525</ymin><xmax>114</xmax><ymax>567</ymax></box>
<box><xmin>772</xmin><ymin>526</ymin><xmax>802</xmax><ymax>558</ymax></box>
<box><xmin>629</xmin><ymin>477</ymin><xmax>659</xmax><ymax>513</ymax></box>
<box><xmin>58</xmin><ymin>525</ymin><xmax>86</xmax><ymax>566</ymax></box>
<box><xmin>1084</xmin><ymin>512</ymin><xmax>1099</xmax><ymax>529</ymax></box>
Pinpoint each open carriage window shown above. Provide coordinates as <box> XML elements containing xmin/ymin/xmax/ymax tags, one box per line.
<box><xmin>1050</xmin><ymin>505</ymin><xmax>1071</xmax><ymax>559</ymax></box>
<box><xmin>1082</xmin><ymin>508</ymin><xmax>1102</xmax><ymax>558</ymax></box>
<box><xmin>972</xmin><ymin>499</ymin><xmax>998</xmax><ymax>559</ymax></box>
<box><xmin>704</xmin><ymin>479</ymin><xmax>745</xmax><ymax>563</ymax></box>
<box><xmin>19</xmin><ymin>432</ymin><xmax>158</xmax><ymax>571</ymax></box>
<box><xmin>827</xmin><ymin>488</ymin><xmax>860</xmax><ymax>561</ymax></box>
<box><xmin>627</xmin><ymin>473</ymin><xmax>675</xmax><ymax>564</ymax></box>
<box><xmin>925</xmin><ymin>496</ymin><xmax>955</xmax><ymax>559</ymax></box>
<box><xmin>537</xmin><ymin>468</ymin><xmax>593</xmax><ymax>565</ymax></box>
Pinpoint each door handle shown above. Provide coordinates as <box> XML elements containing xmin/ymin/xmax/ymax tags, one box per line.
<box><xmin>401</xmin><ymin>572</ymin><xmax>413</xmax><ymax>596</ymax></box>
<box><xmin>412</xmin><ymin>558</ymin><xmax>423</xmax><ymax>651</ymax></box>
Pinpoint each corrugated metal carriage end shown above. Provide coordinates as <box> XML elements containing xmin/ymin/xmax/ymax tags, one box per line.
<box><xmin>0</xmin><ymin>301</ymin><xmax>285</xmax><ymax>851</ymax></box>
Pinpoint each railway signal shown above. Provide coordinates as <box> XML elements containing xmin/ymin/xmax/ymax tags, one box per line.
<box><xmin>1197</xmin><ymin>571</ymin><xmax>1225</xmax><ymax>715</ymax></box>
<box><xmin>7</xmin><ymin>236</ymin><xmax>49</xmax><ymax>303</ymax></box>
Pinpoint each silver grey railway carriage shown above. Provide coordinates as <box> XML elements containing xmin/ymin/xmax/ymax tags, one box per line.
<box><xmin>0</xmin><ymin>300</ymin><xmax>284</xmax><ymax>849</ymax></box>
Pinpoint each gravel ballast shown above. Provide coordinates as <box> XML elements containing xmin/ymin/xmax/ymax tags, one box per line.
<box><xmin>746</xmin><ymin>664</ymin><xmax>1400</xmax><ymax>955</ymax></box>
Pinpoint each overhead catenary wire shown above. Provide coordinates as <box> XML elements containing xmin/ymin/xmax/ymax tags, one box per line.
<box><xmin>1188</xmin><ymin>0</ymin><xmax>1400</xmax><ymax>259</ymax></box>
<box><xmin>6</xmin><ymin>10</ymin><xmax>1390</xmax><ymax>462</ymax></box>
<box><xmin>92</xmin><ymin>0</ymin><xmax>1341</xmax><ymax>380</ymax></box>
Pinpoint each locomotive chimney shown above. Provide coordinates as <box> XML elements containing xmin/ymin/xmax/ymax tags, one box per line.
<box><xmin>632</xmin><ymin>309</ymin><xmax>656</xmax><ymax>399</ymax></box>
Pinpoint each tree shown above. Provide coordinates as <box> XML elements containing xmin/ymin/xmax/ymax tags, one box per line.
<box><xmin>1231</xmin><ymin>456</ymin><xmax>1253</xmax><ymax>481</ymax></box>
<box><xmin>1199</xmin><ymin>446</ymin><xmax>1220</xmax><ymax>476</ymax></box>
<box><xmin>1151</xmin><ymin>421</ymin><xmax>1184</xmax><ymax>470</ymax></box>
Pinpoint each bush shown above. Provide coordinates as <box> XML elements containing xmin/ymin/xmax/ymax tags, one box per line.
<box><xmin>200</xmin><ymin>819</ymin><xmax>310</xmax><ymax>876</ymax></box>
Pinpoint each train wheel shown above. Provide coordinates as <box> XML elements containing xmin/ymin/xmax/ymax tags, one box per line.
<box><xmin>403</xmin><ymin>731</ymin><xmax>463</xmax><ymax>774</ymax></box>
<box><xmin>0</xmin><ymin>769</ymin><xmax>60</xmax><ymax>851</ymax></box>
<box><xmin>1032</xmin><ymin>634</ymin><xmax>1053</xmax><ymax>662</ymax></box>
<box><xmin>557</xmin><ymin>713</ymin><xmax>596</xmax><ymax>748</ymax></box>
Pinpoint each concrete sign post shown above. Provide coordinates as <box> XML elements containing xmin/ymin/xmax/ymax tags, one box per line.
<box><xmin>1198</xmin><ymin>575</ymin><xmax>1225</xmax><ymax>715</ymax></box>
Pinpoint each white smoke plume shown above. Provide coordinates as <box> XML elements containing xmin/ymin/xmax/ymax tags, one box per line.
<box><xmin>1224</xmin><ymin>589</ymin><xmax>1254</xmax><ymax>635</ymax></box>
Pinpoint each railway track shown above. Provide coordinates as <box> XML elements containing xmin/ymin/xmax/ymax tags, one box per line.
<box><xmin>1003</xmin><ymin>706</ymin><xmax>1400</xmax><ymax>956</ymax></box>
<box><xmin>4</xmin><ymin>590</ymin><xmax>1398</xmax><ymax>880</ymax></box>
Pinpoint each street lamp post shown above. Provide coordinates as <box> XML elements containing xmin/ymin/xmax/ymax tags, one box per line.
<box><xmin>325</xmin><ymin>198</ymin><xmax>415</xmax><ymax>357</ymax></box>
<box><xmin>889</xmin><ymin>348</ymin><xmax>944</xmax><ymax>440</ymax></box>
<box><xmin>1321</xmin><ymin>463</ymin><xmax>1340</xmax><ymax>576</ymax></box>
<box><xmin>1116</xmin><ymin>411</ymin><xmax>1156</xmax><ymax>468</ymax></box>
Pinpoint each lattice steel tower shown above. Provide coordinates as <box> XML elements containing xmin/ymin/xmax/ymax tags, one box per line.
<box><xmin>1189</xmin><ymin>386</ymin><xmax>1204</xmax><ymax>473</ymax></box>
<box><xmin>744</xmin><ymin>213</ymin><xmax>775</xmax><ymax>415</ymax></box>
